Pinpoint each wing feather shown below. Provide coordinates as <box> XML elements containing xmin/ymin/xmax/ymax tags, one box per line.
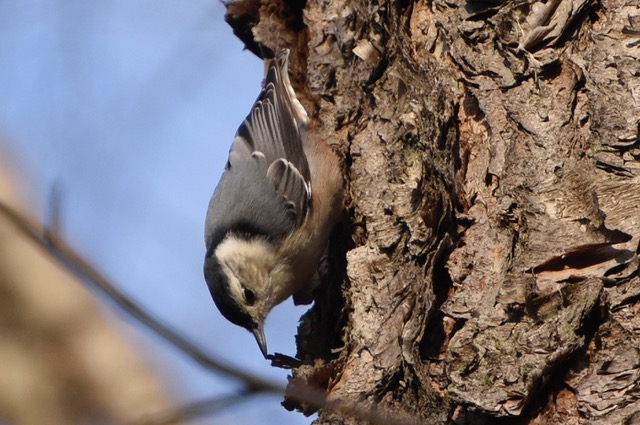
<box><xmin>226</xmin><ymin>49</ymin><xmax>310</xmax><ymax>225</ymax></box>
<box><xmin>267</xmin><ymin>158</ymin><xmax>311</xmax><ymax>225</ymax></box>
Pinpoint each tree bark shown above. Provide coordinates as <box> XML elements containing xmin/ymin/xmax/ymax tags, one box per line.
<box><xmin>226</xmin><ymin>0</ymin><xmax>640</xmax><ymax>423</ymax></box>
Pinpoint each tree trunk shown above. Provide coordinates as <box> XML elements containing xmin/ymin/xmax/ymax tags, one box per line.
<box><xmin>226</xmin><ymin>0</ymin><xmax>640</xmax><ymax>423</ymax></box>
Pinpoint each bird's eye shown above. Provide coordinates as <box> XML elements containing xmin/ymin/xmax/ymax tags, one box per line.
<box><xmin>243</xmin><ymin>288</ymin><xmax>256</xmax><ymax>305</ymax></box>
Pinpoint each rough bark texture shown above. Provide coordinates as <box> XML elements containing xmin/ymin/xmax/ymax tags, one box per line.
<box><xmin>226</xmin><ymin>0</ymin><xmax>640</xmax><ymax>423</ymax></box>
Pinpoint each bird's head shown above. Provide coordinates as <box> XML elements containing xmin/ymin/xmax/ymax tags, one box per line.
<box><xmin>204</xmin><ymin>234</ymin><xmax>283</xmax><ymax>358</ymax></box>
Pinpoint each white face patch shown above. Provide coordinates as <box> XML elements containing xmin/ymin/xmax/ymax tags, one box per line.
<box><xmin>215</xmin><ymin>235</ymin><xmax>276</xmax><ymax>306</ymax></box>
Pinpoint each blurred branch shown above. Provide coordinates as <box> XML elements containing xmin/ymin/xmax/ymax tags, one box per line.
<box><xmin>134</xmin><ymin>388</ymin><xmax>259</xmax><ymax>425</ymax></box>
<box><xmin>46</xmin><ymin>180</ymin><xmax>64</xmax><ymax>236</ymax></box>
<box><xmin>0</xmin><ymin>199</ymin><xmax>283</xmax><ymax>392</ymax></box>
<box><xmin>0</xmin><ymin>199</ymin><xmax>419</xmax><ymax>425</ymax></box>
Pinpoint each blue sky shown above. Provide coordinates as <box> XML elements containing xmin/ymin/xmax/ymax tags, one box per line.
<box><xmin>0</xmin><ymin>2</ymin><xmax>313</xmax><ymax>424</ymax></box>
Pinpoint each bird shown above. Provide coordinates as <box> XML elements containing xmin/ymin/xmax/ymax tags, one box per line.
<box><xmin>203</xmin><ymin>49</ymin><xmax>344</xmax><ymax>358</ymax></box>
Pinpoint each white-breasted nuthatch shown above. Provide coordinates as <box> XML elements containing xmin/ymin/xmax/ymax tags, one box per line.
<box><xmin>203</xmin><ymin>49</ymin><xmax>344</xmax><ymax>358</ymax></box>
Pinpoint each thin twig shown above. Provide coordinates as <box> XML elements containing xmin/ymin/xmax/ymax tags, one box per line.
<box><xmin>0</xmin><ymin>199</ymin><xmax>423</xmax><ymax>425</ymax></box>
<box><xmin>0</xmin><ymin>199</ymin><xmax>283</xmax><ymax>393</ymax></box>
<box><xmin>134</xmin><ymin>388</ymin><xmax>259</xmax><ymax>425</ymax></box>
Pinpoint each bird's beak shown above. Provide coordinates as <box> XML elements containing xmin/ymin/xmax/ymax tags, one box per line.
<box><xmin>252</xmin><ymin>324</ymin><xmax>268</xmax><ymax>358</ymax></box>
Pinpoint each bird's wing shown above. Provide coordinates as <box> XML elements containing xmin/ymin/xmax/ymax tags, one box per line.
<box><xmin>227</xmin><ymin>49</ymin><xmax>311</xmax><ymax>225</ymax></box>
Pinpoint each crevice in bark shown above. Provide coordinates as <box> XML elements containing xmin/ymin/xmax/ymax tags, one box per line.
<box><xmin>225</xmin><ymin>0</ymin><xmax>640</xmax><ymax>422</ymax></box>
